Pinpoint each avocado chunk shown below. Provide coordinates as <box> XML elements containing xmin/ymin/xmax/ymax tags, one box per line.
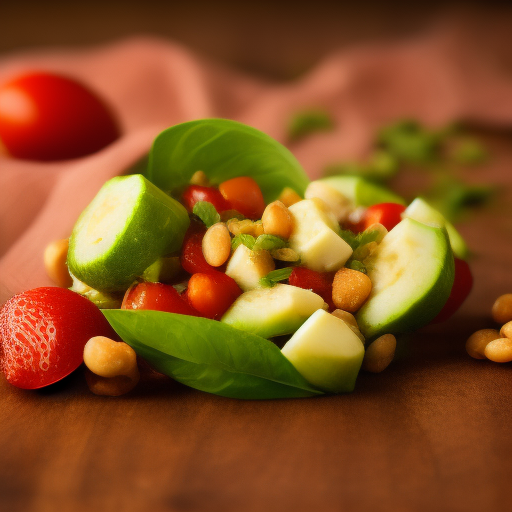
<box><xmin>221</xmin><ymin>284</ymin><xmax>327</xmax><ymax>339</ymax></box>
<box><xmin>281</xmin><ymin>309</ymin><xmax>365</xmax><ymax>393</ymax></box>
<box><xmin>68</xmin><ymin>174</ymin><xmax>189</xmax><ymax>292</ymax></box>
<box><xmin>288</xmin><ymin>199</ymin><xmax>353</xmax><ymax>272</ymax></box>
<box><xmin>225</xmin><ymin>244</ymin><xmax>275</xmax><ymax>291</ymax></box>
<box><xmin>403</xmin><ymin>197</ymin><xmax>469</xmax><ymax>259</ymax></box>
<box><xmin>356</xmin><ymin>218</ymin><xmax>455</xmax><ymax>339</ymax></box>
<box><xmin>317</xmin><ymin>175</ymin><xmax>406</xmax><ymax>207</ymax></box>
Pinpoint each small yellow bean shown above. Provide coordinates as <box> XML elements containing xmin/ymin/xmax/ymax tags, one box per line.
<box><xmin>332</xmin><ymin>268</ymin><xmax>372</xmax><ymax>313</ymax></box>
<box><xmin>44</xmin><ymin>238</ymin><xmax>73</xmax><ymax>288</ymax></box>
<box><xmin>500</xmin><ymin>321</ymin><xmax>512</xmax><ymax>339</ymax></box>
<box><xmin>465</xmin><ymin>329</ymin><xmax>500</xmax><ymax>359</ymax></box>
<box><xmin>262</xmin><ymin>201</ymin><xmax>293</xmax><ymax>239</ymax></box>
<box><xmin>189</xmin><ymin>170</ymin><xmax>209</xmax><ymax>186</ymax></box>
<box><xmin>277</xmin><ymin>187</ymin><xmax>302</xmax><ymax>207</ymax></box>
<box><xmin>492</xmin><ymin>294</ymin><xmax>512</xmax><ymax>324</ymax></box>
<box><xmin>362</xmin><ymin>334</ymin><xmax>396</xmax><ymax>373</ymax></box>
<box><xmin>202</xmin><ymin>223</ymin><xmax>231</xmax><ymax>267</ymax></box>
<box><xmin>84</xmin><ymin>336</ymin><xmax>140</xmax><ymax>396</ymax></box>
<box><xmin>484</xmin><ymin>337</ymin><xmax>512</xmax><ymax>363</ymax></box>
<box><xmin>226</xmin><ymin>218</ymin><xmax>264</xmax><ymax>237</ymax></box>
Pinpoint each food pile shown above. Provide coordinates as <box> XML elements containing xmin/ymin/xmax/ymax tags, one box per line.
<box><xmin>0</xmin><ymin>119</ymin><xmax>476</xmax><ymax>399</ymax></box>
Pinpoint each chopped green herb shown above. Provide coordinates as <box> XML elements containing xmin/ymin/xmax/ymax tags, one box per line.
<box><xmin>288</xmin><ymin>108</ymin><xmax>334</xmax><ymax>142</ymax></box>
<box><xmin>339</xmin><ymin>230</ymin><xmax>359</xmax><ymax>250</ymax></box>
<box><xmin>192</xmin><ymin>201</ymin><xmax>220</xmax><ymax>228</ymax></box>
<box><xmin>339</xmin><ymin>229</ymin><xmax>381</xmax><ymax>251</ymax></box>
<box><xmin>348</xmin><ymin>260</ymin><xmax>367</xmax><ymax>274</ymax></box>
<box><xmin>253</xmin><ymin>234</ymin><xmax>287</xmax><ymax>251</ymax></box>
<box><xmin>259</xmin><ymin>267</ymin><xmax>293</xmax><ymax>288</ymax></box>
<box><xmin>450</xmin><ymin>138</ymin><xmax>488</xmax><ymax>165</ymax></box>
<box><xmin>232</xmin><ymin>234</ymin><xmax>256</xmax><ymax>251</ymax></box>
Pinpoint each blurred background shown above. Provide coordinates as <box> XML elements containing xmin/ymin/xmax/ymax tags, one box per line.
<box><xmin>2</xmin><ymin>0</ymin><xmax>512</xmax><ymax>79</ymax></box>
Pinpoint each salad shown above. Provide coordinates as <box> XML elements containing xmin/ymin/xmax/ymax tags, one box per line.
<box><xmin>0</xmin><ymin>119</ymin><xmax>472</xmax><ymax>399</ymax></box>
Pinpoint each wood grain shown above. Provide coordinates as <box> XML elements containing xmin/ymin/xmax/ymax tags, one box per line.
<box><xmin>0</xmin><ymin>131</ymin><xmax>511</xmax><ymax>512</ymax></box>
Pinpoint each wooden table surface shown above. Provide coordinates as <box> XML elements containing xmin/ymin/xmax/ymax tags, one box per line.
<box><xmin>0</xmin><ymin>130</ymin><xmax>511</xmax><ymax>512</ymax></box>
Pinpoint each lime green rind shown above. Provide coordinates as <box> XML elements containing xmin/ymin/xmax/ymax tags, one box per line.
<box><xmin>319</xmin><ymin>175</ymin><xmax>406</xmax><ymax>207</ymax></box>
<box><xmin>356</xmin><ymin>219</ymin><xmax>455</xmax><ymax>339</ymax></box>
<box><xmin>68</xmin><ymin>175</ymin><xmax>189</xmax><ymax>292</ymax></box>
<box><xmin>145</xmin><ymin>119</ymin><xmax>310</xmax><ymax>202</ymax></box>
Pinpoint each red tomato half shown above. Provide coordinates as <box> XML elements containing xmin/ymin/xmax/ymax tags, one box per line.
<box><xmin>218</xmin><ymin>177</ymin><xmax>265</xmax><ymax>219</ymax></box>
<box><xmin>0</xmin><ymin>287</ymin><xmax>115</xmax><ymax>389</ymax></box>
<box><xmin>0</xmin><ymin>72</ymin><xmax>120</xmax><ymax>161</ymax></box>
<box><xmin>186</xmin><ymin>272</ymin><xmax>242</xmax><ymax>319</ymax></box>
<box><xmin>122</xmin><ymin>282</ymin><xmax>200</xmax><ymax>316</ymax></box>
<box><xmin>182</xmin><ymin>185</ymin><xmax>230</xmax><ymax>213</ymax></box>
<box><xmin>362</xmin><ymin>203</ymin><xmax>406</xmax><ymax>231</ymax></box>
<box><xmin>289</xmin><ymin>267</ymin><xmax>335</xmax><ymax>310</ymax></box>
<box><xmin>431</xmin><ymin>258</ymin><xmax>473</xmax><ymax>324</ymax></box>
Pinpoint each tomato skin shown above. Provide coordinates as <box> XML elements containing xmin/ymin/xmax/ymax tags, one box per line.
<box><xmin>182</xmin><ymin>185</ymin><xmax>230</xmax><ymax>213</ymax></box>
<box><xmin>0</xmin><ymin>72</ymin><xmax>120</xmax><ymax>161</ymax></box>
<box><xmin>186</xmin><ymin>272</ymin><xmax>242</xmax><ymax>319</ymax></box>
<box><xmin>289</xmin><ymin>267</ymin><xmax>335</xmax><ymax>310</ymax></box>
<box><xmin>219</xmin><ymin>177</ymin><xmax>265</xmax><ymax>219</ymax></box>
<box><xmin>121</xmin><ymin>282</ymin><xmax>200</xmax><ymax>316</ymax></box>
<box><xmin>0</xmin><ymin>287</ymin><xmax>116</xmax><ymax>389</ymax></box>
<box><xmin>431</xmin><ymin>258</ymin><xmax>473</xmax><ymax>324</ymax></box>
<box><xmin>362</xmin><ymin>203</ymin><xmax>406</xmax><ymax>231</ymax></box>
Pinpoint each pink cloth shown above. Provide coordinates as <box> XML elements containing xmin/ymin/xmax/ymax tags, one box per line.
<box><xmin>1</xmin><ymin>20</ymin><xmax>511</xmax><ymax>304</ymax></box>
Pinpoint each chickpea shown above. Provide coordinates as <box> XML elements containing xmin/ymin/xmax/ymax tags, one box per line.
<box><xmin>492</xmin><ymin>294</ymin><xmax>512</xmax><ymax>324</ymax></box>
<box><xmin>44</xmin><ymin>238</ymin><xmax>73</xmax><ymax>288</ymax></box>
<box><xmin>189</xmin><ymin>170</ymin><xmax>209</xmax><ymax>187</ymax></box>
<box><xmin>277</xmin><ymin>187</ymin><xmax>302</xmax><ymax>207</ymax></box>
<box><xmin>202</xmin><ymin>223</ymin><xmax>231</xmax><ymax>267</ymax></box>
<box><xmin>83</xmin><ymin>336</ymin><xmax>140</xmax><ymax>396</ymax></box>
<box><xmin>262</xmin><ymin>201</ymin><xmax>293</xmax><ymax>239</ymax></box>
<box><xmin>466</xmin><ymin>329</ymin><xmax>500</xmax><ymax>360</ymax></box>
<box><xmin>362</xmin><ymin>334</ymin><xmax>396</xmax><ymax>373</ymax></box>
<box><xmin>484</xmin><ymin>337</ymin><xmax>512</xmax><ymax>363</ymax></box>
<box><xmin>500</xmin><ymin>321</ymin><xmax>512</xmax><ymax>339</ymax></box>
<box><xmin>332</xmin><ymin>268</ymin><xmax>372</xmax><ymax>312</ymax></box>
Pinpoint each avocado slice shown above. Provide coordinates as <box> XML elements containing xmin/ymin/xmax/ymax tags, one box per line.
<box><xmin>221</xmin><ymin>284</ymin><xmax>327</xmax><ymax>339</ymax></box>
<box><xmin>317</xmin><ymin>175</ymin><xmax>406</xmax><ymax>207</ymax></box>
<box><xmin>281</xmin><ymin>309</ymin><xmax>365</xmax><ymax>393</ymax></box>
<box><xmin>68</xmin><ymin>174</ymin><xmax>189</xmax><ymax>292</ymax></box>
<box><xmin>356</xmin><ymin>218</ymin><xmax>454</xmax><ymax>339</ymax></box>
<box><xmin>403</xmin><ymin>197</ymin><xmax>469</xmax><ymax>259</ymax></box>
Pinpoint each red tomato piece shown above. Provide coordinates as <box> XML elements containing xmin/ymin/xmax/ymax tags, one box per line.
<box><xmin>218</xmin><ymin>177</ymin><xmax>265</xmax><ymax>219</ymax></box>
<box><xmin>0</xmin><ymin>287</ymin><xmax>116</xmax><ymax>389</ymax></box>
<box><xmin>186</xmin><ymin>272</ymin><xmax>242</xmax><ymax>319</ymax></box>
<box><xmin>180</xmin><ymin>228</ymin><xmax>219</xmax><ymax>275</ymax></box>
<box><xmin>0</xmin><ymin>72</ymin><xmax>120</xmax><ymax>161</ymax></box>
<box><xmin>121</xmin><ymin>282</ymin><xmax>200</xmax><ymax>316</ymax></box>
<box><xmin>362</xmin><ymin>203</ymin><xmax>406</xmax><ymax>231</ymax></box>
<box><xmin>431</xmin><ymin>258</ymin><xmax>473</xmax><ymax>324</ymax></box>
<box><xmin>182</xmin><ymin>185</ymin><xmax>230</xmax><ymax>213</ymax></box>
<box><xmin>289</xmin><ymin>267</ymin><xmax>335</xmax><ymax>310</ymax></box>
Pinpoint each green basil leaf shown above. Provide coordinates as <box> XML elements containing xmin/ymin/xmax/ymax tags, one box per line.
<box><xmin>253</xmin><ymin>234</ymin><xmax>287</xmax><ymax>251</ymax></box>
<box><xmin>103</xmin><ymin>310</ymin><xmax>323</xmax><ymax>399</ymax></box>
<box><xmin>146</xmin><ymin>119</ymin><xmax>310</xmax><ymax>202</ymax></box>
<box><xmin>232</xmin><ymin>234</ymin><xmax>256</xmax><ymax>251</ymax></box>
<box><xmin>193</xmin><ymin>201</ymin><xmax>221</xmax><ymax>228</ymax></box>
<box><xmin>288</xmin><ymin>108</ymin><xmax>334</xmax><ymax>141</ymax></box>
<box><xmin>259</xmin><ymin>267</ymin><xmax>293</xmax><ymax>288</ymax></box>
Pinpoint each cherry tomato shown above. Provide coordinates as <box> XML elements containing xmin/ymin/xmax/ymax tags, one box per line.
<box><xmin>121</xmin><ymin>282</ymin><xmax>200</xmax><ymax>316</ymax></box>
<box><xmin>186</xmin><ymin>272</ymin><xmax>242</xmax><ymax>319</ymax></box>
<box><xmin>182</xmin><ymin>185</ymin><xmax>230</xmax><ymax>213</ymax></box>
<box><xmin>218</xmin><ymin>177</ymin><xmax>265</xmax><ymax>219</ymax></box>
<box><xmin>431</xmin><ymin>258</ymin><xmax>473</xmax><ymax>324</ymax></box>
<box><xmin>180</xmin><ymin>227</ymin><xmax>220</xmax><ymax>275</ymax></box>
<box><xmin>289</xmin><ymin>267</ymin><xmax>335</xmax><ymax>310</ymax></box>
<box><xmin>0</xmin><ymin>71</ymin><xmax>120</xmax><ymax>161</ymax></box>
<box><xmin>0</xmin><ymin>287</ymin><xmax>115</xmax><ymax>389</ymax></box>
<box><xmin>362</xmin><ymin>203</ymin><xmax>406</xmax><ymax>231</ymax></box>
